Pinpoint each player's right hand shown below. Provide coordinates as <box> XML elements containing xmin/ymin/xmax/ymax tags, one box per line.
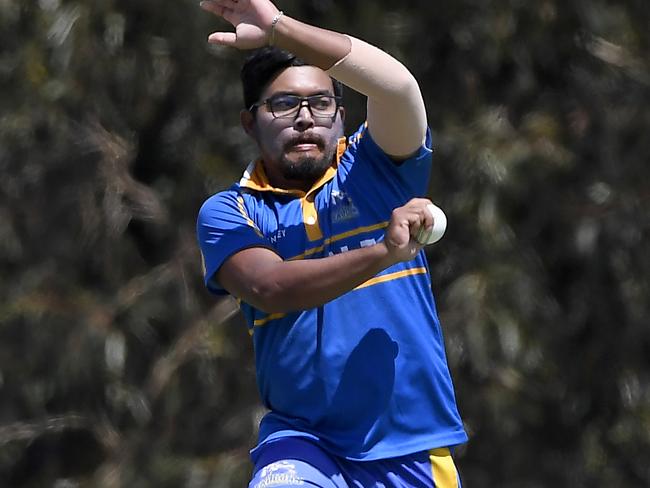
<box><xmin>382</xmin><ymin>198</ymin><xmax>435</xmax><ymax>263</ymax></box>
<box><xmin>200</xmin><ymin>0</ymin><xmax>281</xmax><ymax>50</ymax></box>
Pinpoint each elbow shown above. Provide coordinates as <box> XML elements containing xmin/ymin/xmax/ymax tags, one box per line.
<box><xmin>368</xmin><ymin>71</ymin><xmax>426</xmax><ymax>126</ymax></box>
<box><xmin>390</xmin><ymin>70</ymin><xmax>421</xmax><ymax>100</ymax></box>
<box><xmin>395</xmin><ymin>74</ymin><xmax>426</xmax><ymax>121</ymax></box>
<box><xmin>367</xmin><ymin>81</ymin><xmax>428</xmax><ymax>156</ymax></box>
<box><xmin>368</xmin><ymin>60</ymin><xmax>421</xmax><ymax>103</ymax></box>
<box><xmin>249</xmin><ymin>280</ymin><xmax>295</xmax><ymax>314</ymax></box>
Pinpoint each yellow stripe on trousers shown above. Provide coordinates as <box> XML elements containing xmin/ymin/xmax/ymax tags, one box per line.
<box><xmin>430</xmin><ymin>448</ymin><xmax>458</xmax><ymax>488</ymax></box>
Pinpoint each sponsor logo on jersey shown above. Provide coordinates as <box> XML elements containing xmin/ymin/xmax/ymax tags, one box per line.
<box><xmin>255</xmin><ymin>461</ymin><xmax>304</xmax><ymax>487</ymax></box>
<box><xmin>330</xmin><ymin>190</ymin><xmax>359</xmax><ymax>223</ymax></box>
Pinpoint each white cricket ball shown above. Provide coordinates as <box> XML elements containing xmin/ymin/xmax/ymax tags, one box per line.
<box><xmin>416</xmin><ymin>203</ymin><xmax>447</xmax><ymax>245</ymax></box>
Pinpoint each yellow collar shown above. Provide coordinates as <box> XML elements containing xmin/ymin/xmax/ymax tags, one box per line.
<box><xmin>239</xmin><ymin>137</ymin><xmax>347</xmax><ymax>198</ymax></box>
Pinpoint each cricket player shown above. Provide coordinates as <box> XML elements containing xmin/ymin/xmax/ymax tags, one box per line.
<box><xmin>197</xmin><ymin>0</ymin><xmax>467</xmax><ymax>485</ymax></box>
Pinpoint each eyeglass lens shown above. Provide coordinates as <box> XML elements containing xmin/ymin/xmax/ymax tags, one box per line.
<box><xmin>269</xmin><ymin>95</ymin><xmax>338</xmax><ymax>118</ymax></box>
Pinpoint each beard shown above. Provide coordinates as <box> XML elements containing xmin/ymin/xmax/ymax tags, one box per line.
<box><xmin>278</xmin><ymin>140</ymin><xmax>337</xmax><ymax>183</ymax></box>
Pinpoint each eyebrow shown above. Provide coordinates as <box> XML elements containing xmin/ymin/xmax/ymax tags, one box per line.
<box><xmin>268</xmin><ymin>90</ymin><xmax>335</xmax><ymax>98</ymax></box>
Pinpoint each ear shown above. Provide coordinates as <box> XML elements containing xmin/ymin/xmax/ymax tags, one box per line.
<box><xmin>338</xmin><ymin>106</ymin><xmax>346</xmax><ymax>122</ymax></box>
<box><xmin>335</xmin><ymin>106</ymin><xmax>346</xmax><ymax>135</ymax></box>
<box><xmin>240</xmin><ymin>109</ymin><xmax>256</xmax><ymax>137</ymax></box>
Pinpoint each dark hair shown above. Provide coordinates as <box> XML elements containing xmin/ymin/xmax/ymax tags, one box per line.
<box><xmin>240</xmin><ymin>47</ymin><xmax>343</xmax><ymax>110</ymax></box>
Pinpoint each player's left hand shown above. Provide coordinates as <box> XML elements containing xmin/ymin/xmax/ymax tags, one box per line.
<box><xmin>200</xmin><ymin>0</ymin><xmax>280</xmax><ymax>49</ymax></box>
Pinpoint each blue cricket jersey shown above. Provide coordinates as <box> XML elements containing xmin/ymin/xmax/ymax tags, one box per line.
<box><xmin>197</xmin><ymin>123</ymin><xmax>467</xmax><ymax>461</ymax></box>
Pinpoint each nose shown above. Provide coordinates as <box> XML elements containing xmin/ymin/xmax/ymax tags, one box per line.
<box><xmin>293</xmin><ymin>101</ymin><xmax>315</xmax><ymax>131</ymax></box>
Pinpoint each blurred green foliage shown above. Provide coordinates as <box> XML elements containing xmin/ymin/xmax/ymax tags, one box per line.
<box><xmin>1</xmin><ymin>0</ymin><xmax>649</xmax><ymax>486</ymax></box>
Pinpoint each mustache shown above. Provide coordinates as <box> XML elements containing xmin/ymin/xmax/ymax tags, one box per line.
<box><xmin>284</xmin><ymin>133</ymin><xmax>325</xmax><ymax>150</ymax></box>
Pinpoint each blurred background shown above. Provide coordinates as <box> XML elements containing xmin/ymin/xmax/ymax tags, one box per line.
<box><xmin>1</xmin><ymin>0</ymin><xmax>649</xmax><ymax>486</ymax></box>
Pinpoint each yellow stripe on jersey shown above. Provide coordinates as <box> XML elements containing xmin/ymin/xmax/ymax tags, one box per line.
<box><xmin>301</xmin><ymin>196</ymin><xmax>323</xmax><ymax>242</ymax></box>
<box><xmin>289</xmin><ymin>221</ymin><xmax>390</xmax><ymax>260</ymax></box>
<box><xmin>429</xmin><ymin>448</ymin><xmax>459</xmax><ymax>488</ymax></box>
<box><xmin>355</xmin><ymin>267</ymin><xmax>427</xmax><ymax>291</ymax></box>
<box><xmin>348</xmin><ymin>122</ymin><xmax>368</xmax><ymax>145</ymax></box>
<box><xmin>253</xmin><ymin>312</ymin><xmax>287</xmax><ymax>327</ymax></box>
<box><xmin>236</xmin><ymin>196</ymin><xmax>264</xmax><ymax>237</ymax></box>
<box><xmin>250</xmin><ymin>267</ymin><xmax>426</xmax><ymax>333</ymax></box>
<box><xmin>237</xmin><ymin>137</ymin><xmax>350</xmax><ymax>245</ymax></box>
<box><xmin>325</xmin><ymin>221</ymin><xmax>388</xmax><ymax>249</ymax></box>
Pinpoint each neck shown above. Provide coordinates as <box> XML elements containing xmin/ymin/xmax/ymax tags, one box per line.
<box><xmin>261</xmin><ymin>159</ymin><xmax>330</xmax><ymax>193</ymax></box>
<box><xmin>268</xmin><ymin>174</ymin><xmax>318</xmax><ymax>193</ymax></box>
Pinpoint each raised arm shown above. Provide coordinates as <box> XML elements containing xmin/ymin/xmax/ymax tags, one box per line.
<box><xmin>200</xmin><ymin>0</ymin><xmax>427</xmax><ymax>158</ymax></box>
<box><xmin>326</xmin><ymin>36</ymin><xmax>427</xmax><ymax>159</ymax></box>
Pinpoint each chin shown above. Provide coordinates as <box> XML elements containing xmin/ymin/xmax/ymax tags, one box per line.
<box><xmin>281</xmin><ymin>155</ymin><xmax>331</xmax><ymax>182</ymax></box>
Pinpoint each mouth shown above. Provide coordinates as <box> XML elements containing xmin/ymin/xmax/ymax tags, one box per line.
<box><xmin>290</xmin><ymin>143</ymin><xmax>320</xmax><ymax>152</ymax></box>
<box><xmin>285</xmin><ymin>135</ymin><xmax>324</xmax><ymax>153</ymax></box>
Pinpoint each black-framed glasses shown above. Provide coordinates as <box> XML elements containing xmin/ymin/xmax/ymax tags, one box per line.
<box><xmin>249</xmin><ymin>94</ymin><xmax>342</xmax><ymax>119</ymax></box>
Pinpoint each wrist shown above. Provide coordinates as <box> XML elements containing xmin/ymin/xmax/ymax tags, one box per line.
<box><xmin>268</xmin><ymin>10</ymin><xmax>285</xmax><ymax>46</ymax></box>
<box><xmin>266</xmin><ymin>15</ymin><xmax>352</xmax><ymax>70</ymax></box>
<box><xmin>374</xmin><ymin>241</ymin><xmax>397</xmax><ymax>269</ymax></box>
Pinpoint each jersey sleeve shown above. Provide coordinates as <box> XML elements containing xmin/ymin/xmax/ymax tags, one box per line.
<box><xmin>344</xmin><ymin>122</ymin><xmax>434</xmax><ymax>197</ymax></box>
<box><xmin>196</xmin><ymin>190</ymin><xmax>270</xmax><ymax>295</ymax></box>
